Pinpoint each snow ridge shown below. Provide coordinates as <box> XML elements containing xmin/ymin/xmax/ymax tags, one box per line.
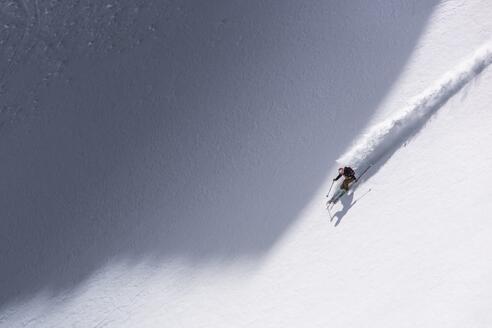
<box><xmin>338</xmin><ymin>42</ymin><xmax>492</xmax><ymax>173</ymax></box>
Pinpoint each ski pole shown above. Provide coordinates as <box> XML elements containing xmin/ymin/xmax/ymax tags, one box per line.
<box><xmin>355</xmin><ymin>164</ymin><xmax>372</xmax><ymax>182</ymax></box>
<box><xmin>326</xmin><ymin>180</ymin><xmax>334</xmax><ymax>198</ymax></box>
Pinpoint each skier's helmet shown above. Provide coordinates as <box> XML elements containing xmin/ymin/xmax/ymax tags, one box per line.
<box><xmin>338</xmin><ymin>167</ymin><xmax>344</xmax><ymax>174</ymax></box>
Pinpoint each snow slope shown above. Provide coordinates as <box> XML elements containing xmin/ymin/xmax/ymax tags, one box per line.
<box><xmin>1</xmin><ymin>1</ymin><xmax>492</xmax><ymax>327</ymax></box>
<box><xmin>339</xmin><ymin>42</ymin><xmax>492</xmax><ymax>175</ymax></box>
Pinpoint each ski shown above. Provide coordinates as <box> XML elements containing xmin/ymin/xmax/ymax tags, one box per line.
<box><xmin>354</xmin><ymin>164</ymin><xmax>372</xmax><ymax>183</ymax></box>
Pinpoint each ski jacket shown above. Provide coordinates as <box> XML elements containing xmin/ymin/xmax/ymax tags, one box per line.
<box><xmin>334</xmin><ymin>167</ymin><xmax>356</xmax><ymax>181</ymax></box>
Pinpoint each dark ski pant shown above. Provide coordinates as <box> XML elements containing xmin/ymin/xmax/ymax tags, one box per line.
<box><xmin>341</xmin><ymin>176</ymin><xmax>355</xmax><ymax>191</ymax></box>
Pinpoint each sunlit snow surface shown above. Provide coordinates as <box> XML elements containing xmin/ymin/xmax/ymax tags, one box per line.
<box><xmin>338</xmin><ymin>42</ymin><xmax>492</xmax><ymax>173</ymax></box>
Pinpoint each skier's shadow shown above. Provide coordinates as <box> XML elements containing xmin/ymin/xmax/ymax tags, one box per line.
<box><xmin>330</xmin><ymin>192</ymin><xmax>356</xmax><ymax>227</ymax></box>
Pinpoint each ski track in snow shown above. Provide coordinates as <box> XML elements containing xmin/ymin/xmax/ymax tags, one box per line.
<box><xmin>338</xmin><ymin>42</ymin><xmax>492</xmax><ymax>174</ymax></box>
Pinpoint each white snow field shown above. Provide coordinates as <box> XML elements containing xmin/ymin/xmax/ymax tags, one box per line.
<box><xmin>1</xmin><ymin>1</ymin><xmax>492</xmax><ymax>327</ymax></box>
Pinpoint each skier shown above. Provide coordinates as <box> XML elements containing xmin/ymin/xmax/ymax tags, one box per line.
<box><xmin>333</xmin><ymin>166</ymin><xmax>356</xmax><ymax>192</ymax></box>
<box><xmin>327</xmin><ymin>165</ymin><xmax>372</xmax><ymax>207</ymax></box>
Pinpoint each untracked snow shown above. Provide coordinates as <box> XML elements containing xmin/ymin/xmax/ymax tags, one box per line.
<box><xmin>338</xmin><ymin>42</ymin><xmax>492</xmax><ymax>173</ymax></box>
